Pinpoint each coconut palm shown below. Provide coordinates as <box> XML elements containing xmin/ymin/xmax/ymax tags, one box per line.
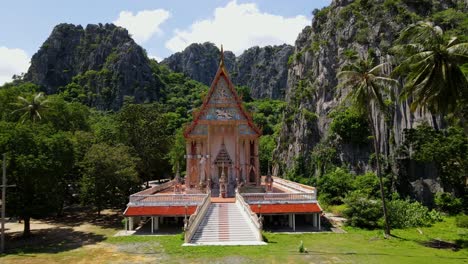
<box><xmin>337</xmin><ymin>56</ymin><xmax>399</xmax><ymax>237</ymax></box>
<box><xmin>12</xmin><ymin>92</ymin><xmax>49</xmax><ymax>123</ymax></box>
<box><xmin>393</xmin><ymin>21</ymin><xmax>468</xmax><ymax>116</ymax></box>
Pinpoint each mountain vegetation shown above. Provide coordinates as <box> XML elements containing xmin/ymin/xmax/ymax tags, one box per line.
<box><xmin>274</xmin><ymin>0</ymin><xmax>467</xmax><ymax>220</ymax></box>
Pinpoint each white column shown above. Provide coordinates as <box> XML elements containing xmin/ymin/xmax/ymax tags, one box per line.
<box><xmin>129</xmin><ymin>217</ymin><xmax>134</xmax><ymax>231</ymax></box>
<box><xmin>288</xmin><ymin>214</ymin><xmax>293</xmax><ymax>228</ymax></box>
<box><xmin>293</xmin><ymin>214</ymin><xmax>296</xmax><ymax>231</ymax></box>
<box><xmin>318</xmin><ymin>214</ymin><xmax>321</xmax><ymax>230</ymax></box>
<box><xmin>313</xmin><ymin>213</ymin><xmax>317</xmax><ymax>227</ymax></box>
<box><xmin>151</xmin><ymin>217</ymin><xmax>154</xmax><ymax>234</ymax></box>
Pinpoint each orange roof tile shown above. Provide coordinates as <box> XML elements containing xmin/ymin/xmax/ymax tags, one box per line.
<box><xmin>124</xmin><ymin>206</ymin><xmax>197</xmax><ymax>216</ymax></box>
<box><xmin>249</xmin><ymin>203</ymin><xmax>322</xmax><ymax>214</ymax></box>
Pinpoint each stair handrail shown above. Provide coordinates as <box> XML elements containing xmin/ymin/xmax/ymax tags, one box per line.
<box><xmin>184</xmin><ymin>190</ymin><xmax>211</xmax><ymax>243</ymax></box>
<box><xmin>236</xmin><ymin>191</ymin><xmax>263</xmax><ymax>241</ymax></box>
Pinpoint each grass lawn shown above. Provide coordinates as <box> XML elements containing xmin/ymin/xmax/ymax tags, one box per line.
<box><xmin>2</xmin><ymin>216</ymin><xmax>467</xmax><ymax>263</ymax></box>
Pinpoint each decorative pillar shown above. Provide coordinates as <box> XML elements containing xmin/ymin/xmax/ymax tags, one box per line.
<box><xmin>255</xmin><ymin>138</ymin><xmax>260</xmax><ymax>186</ymax></box>
<box><xmin>151</xmin><ymin>217</ymin><xmax>154</xmax><ymax>234</ymax></box>
<box><xmin>185</xmin><ymin>142</ymin><xmax>191</xmax><ymax>187</ymax></box>
<box><xmin>154</xmin><ymin>216</ymin><xmax>159</xmax><ymax>231</ymax></box>
<box><xmin>129</xmin><ymin>217</ymin><xmax>134</xmax><ymax>231</ymax></box>
<box><xmin>288</xmin><ymin>214</ymin><xmax>293</xmax><ymax>228</ymax></box>
<box><xmin>318</xmin><ymin>214</ymin><xmax>321</xmax><ymax>230</ymax></box>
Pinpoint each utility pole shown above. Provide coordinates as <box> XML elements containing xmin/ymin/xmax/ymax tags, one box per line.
<box><xmin>1</xmin><ymin>153</ymin><xmax>15</xmax><ymax>254</ymax></box>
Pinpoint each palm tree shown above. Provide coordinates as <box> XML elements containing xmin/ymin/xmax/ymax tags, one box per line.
<box><xmin>12</xmin><ymin>92</ymin><xmax>49</xmax><ymax>123</ymax></box>
<box><xmin>392</xmin><ymin>21</ymin><xmax>468</xmax><ymax>119</ymax></box>
<box><xmin>337</xmin><ymin>56</ymin><xmax>399</xmax><ymax>237</ymax></box>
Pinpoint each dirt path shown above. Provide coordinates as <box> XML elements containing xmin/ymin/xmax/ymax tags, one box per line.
<box><xmin>2</xmin><ymin>208</ymin><xmax>164</xmax><ymax>263</ymax></box>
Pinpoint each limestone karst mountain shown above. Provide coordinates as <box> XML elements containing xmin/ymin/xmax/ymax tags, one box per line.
<box><xmin>24</xmin><ymin>23</ymin><xmax>161</xmax><ymax>110</ymax></box>
<box><xmin>273</xmin><ymin>0</ymin><xmax>467</xmax><ymax>203</ymax></box>
<box><xmin>162</xmin><ymin>42</ymin><xmax>293</xmax><ymax>99</ymax></box>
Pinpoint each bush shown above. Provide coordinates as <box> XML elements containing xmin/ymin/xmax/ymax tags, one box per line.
<box><xmin>318</xmin><ymin>168</ymin><xmax>354</xmax><ymax>205</ymax></box>
<box><xmin>434</xmin><ymin>192</ymin><xmax>463</xmax><ymax>215</ymax></box>
<box><xmin>352</xmin><ymin>172</ymin><xmax>381</xmax><ymax>199</ymax></box>
<box><xmin>387</xmin><ymin>198</ymin><xmax>442</xmax><ymax>228</ymax></box>
<box><xmin>329</xmin><ymin>108</ymin><xmax>370</xmax><ymax>145</ymax></box>
<box><xmin>343</xmin><ymin>191</ymin><xmax>382</xmax><ymax>229</ymax></box>
<box><xmin>298</xmin><ymin>240</ymin><xmax>306</xmax><ymax>253</ymax></box>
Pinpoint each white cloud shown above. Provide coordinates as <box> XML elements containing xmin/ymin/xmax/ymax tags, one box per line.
<box><xmin>0</xmin><ymin>47</ymin><xmax>29</xmax><ymax>85</ymax></box>
<box><xmin>114</xmin><ymin>9</ymin><xmax>171</xmax><ymax>43</ymax></box>
<box><xmin>165</xmin><ymin>1</ymin><xmax>309</xmax><ymax>55</ymax></box>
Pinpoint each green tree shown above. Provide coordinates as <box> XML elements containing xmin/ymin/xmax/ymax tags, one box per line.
<box><xmin>337</xmin><ymin>55</ymin><xmax>399</xmax><ymax>237</ymax></box>
<box><xmin>402</xmin><ymin>124</ymin><xmax>467</xmax><ymax>197</ymax></box>
<box><xmin>118</xmin><ymin>103</ymin><xmax>173</xmax><ymax>185</ymax></box>
<box><xmin>318</xmin><ymin>168</ymin><xmax>354</xmax><ymax>205</ymax></box>
<box><xmin>168</xmin><ymin>128</ymin><xmax>186</xmax><ymax>174</ymax></box>
<box><xmin>393</xmin><ymin>21</ymin><xmax>468</xmax><ymax>123</ymax></box>
<box><xmin>12</xmin><ymin>92</ymin><xmax>49</xmax><ymax>123</ymax></box>
<box><xmin>0</xmin><ymin>122</ymin><xmax>74</xmax><ymax>236</ymax></box>
<box><xmin>80</xmin><ymin>143</ymin><xmax>140</xmax><ymax>215</ymax></box>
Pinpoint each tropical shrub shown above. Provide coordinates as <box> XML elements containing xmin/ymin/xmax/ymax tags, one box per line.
<box><xmin>434</xmin><ymin>192</ymin><xmax>463</xmax><ymax>215</ymax></box>
<box><xmin>387</xmin><ymin>197</ymin><xmax>442</xmax><ymax>228</ymax></box>
<box><xmin>318</xmin><ymin>168</ymin><xmax>354</xmax><ymax>205</ymax></box>
<box><xmin>343</xmin><ymin>191</ymin><xmax>382</xmax><ymax>229</ymax></box>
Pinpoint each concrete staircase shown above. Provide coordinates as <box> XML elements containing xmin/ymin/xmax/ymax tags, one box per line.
<box><xmin>188</xmin><ymin>202</ymin><xmax>263</xmax><ymax>245</ymax></box>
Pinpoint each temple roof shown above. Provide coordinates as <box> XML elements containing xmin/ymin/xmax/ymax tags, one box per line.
<box><xmin>184</xmin><ymin>46</ymin><xmax>261</xmax><ymax>137</ymax></box>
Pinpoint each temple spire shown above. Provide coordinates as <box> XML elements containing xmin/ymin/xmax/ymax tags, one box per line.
<box><xmin>220</xmin><ymin>44</ymin><xmax>224</xmax><ymax>68</ymax></box>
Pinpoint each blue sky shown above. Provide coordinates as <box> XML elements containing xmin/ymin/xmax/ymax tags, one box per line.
<box><xmin>0</xmin><ymin>0</ymin><xmax>331</xmax><ymax>84</ymax></box>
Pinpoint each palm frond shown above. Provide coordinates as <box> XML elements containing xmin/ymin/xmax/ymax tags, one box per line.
<box><xmin>17</xmin><ymin>96</ymin><xmax>30</xmax><ymax>105</ymax></box>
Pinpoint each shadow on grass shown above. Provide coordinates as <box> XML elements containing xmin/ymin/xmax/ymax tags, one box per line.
<box><xmin>3</xmin><ymin>227</ymin><xmax>106</xmax><ymax>255</ymax></box>
<box><xmin>390</xmin><ymin>233</ymin><xmax>466</xmax><ymax>251</ymax></box>
<box><xmin>42</xmin><ymin>206</ymin><xmax>124</xmax><ymax>230</ymax></box>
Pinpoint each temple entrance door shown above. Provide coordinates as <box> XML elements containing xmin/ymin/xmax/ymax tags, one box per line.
<box><xmin>212</xmin><ymin>141</ymin><xmax>234</xmax><ymax>197</ymax></box>
<box><xmin>249</xmin><ymin>168</ymin><xmax>256</xmax><ymax>184</ymax></box>
<box><xmin>218</xmin><ymin>166</ymin><xmax>228</xmax><ymax>179</ymax></box>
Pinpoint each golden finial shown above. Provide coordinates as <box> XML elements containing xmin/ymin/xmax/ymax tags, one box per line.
<box><xmin>220</xmin><ymin>44</ymin><xmax>224</xmax><ymax>67</ymax></box>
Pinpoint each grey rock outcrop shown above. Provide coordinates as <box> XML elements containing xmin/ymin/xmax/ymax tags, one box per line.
<box><xmin>24</xmin><ymin>23</ymin><xmax>160</xmax><ymax>109</ymax></box>
<box><xmin>162</xmin><ymin>42</ymin><xmax>293</xmax><ymax>99</ymax></box>
<box><xmin>274</xmin><ymin>0</ymin><xmax>466</xmax><ymax>201</ymax></box>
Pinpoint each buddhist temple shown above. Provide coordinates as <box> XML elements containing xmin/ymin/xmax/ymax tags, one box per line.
<box><xmin>123</xmin><ymin>46</ymin><xmax>322</xmax><ymax>245</ymax></box>
<box><xmin>183</xmin><ymin>46</ymin><xmax>261</xmax><ymax>197</ymax></box>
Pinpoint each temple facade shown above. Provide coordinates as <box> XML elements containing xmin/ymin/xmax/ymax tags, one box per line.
<box><xmin>123</xmin><ymin>47</ymin><xmax>322</xmax><ymax>244</ymax></box>
<box><xmin>183</xmin><ymin>50</ymin><xmax>261</xmax><ymax>197</ymax></box>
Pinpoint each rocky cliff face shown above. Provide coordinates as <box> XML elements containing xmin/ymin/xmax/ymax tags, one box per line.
<box><xmin>25</xmin><ymin>23</ymin><xmax>160</xmax><ymax>109</ymax></box>
<box><xmin>162</xmin><ymin>42</ymin><xmax>236</xmax><ymax>86</ymax></box>
<box><xmin>274</xmin><ymin>0</ymin><xmax>466</xmax><ymax>200</ymax></box>
<box><xmin>162</xmin><ymin>42</ymin><xmax>293</xmax><ymax>99</ymax></box>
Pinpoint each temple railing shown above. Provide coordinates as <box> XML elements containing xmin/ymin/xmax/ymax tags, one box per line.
<box><xmin>128</xmin><ymin>194</ymin><xmax>206</xmax><ymax>206</ymax></box>
<box><xmin>241</xmin><ymin>192</ymin><xmax>316</xmax><ymax>204</ymax></box>
<box><xmin>272</xmin><ymin>176</ymin><xmax>317</xmax><ymax>194</ymax></box>
<box><xmin>236</xmin><ymin>191</ymin><xmax>263</xmax><ymax>241</ymax></box>
<box><xmin>131</xmin><ymin>180</ymin><xmax>175</xmax><ymax>196</ymax></box>
<box><xmin>184</xmin><ymin>190</ymin><xmax>211</xmax><ymax>243</ymax></box>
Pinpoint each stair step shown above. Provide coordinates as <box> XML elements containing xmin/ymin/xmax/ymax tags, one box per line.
<box><xmin>190</xmin><ymin>203</ymin><xmax>260</xmax><ymax>244</ymax></box>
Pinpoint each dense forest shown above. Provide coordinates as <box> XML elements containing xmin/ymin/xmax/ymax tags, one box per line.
<box><xmin>1</xmin><ymin>0</ymin><xmax>467</xmax><ymax>237</ymax></box>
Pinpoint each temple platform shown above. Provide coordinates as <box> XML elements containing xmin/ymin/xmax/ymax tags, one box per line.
<box><xmin>123</xmin><ymin>176</ymin><xmax>322</xmax><ymax>235</ymax></box>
